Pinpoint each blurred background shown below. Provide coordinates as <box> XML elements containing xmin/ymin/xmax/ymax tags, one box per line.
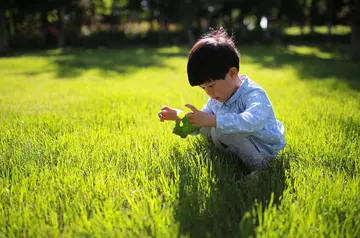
<box><xmin>0</xmin><ymin>0</ymin><xmax>359</xmax><ymax>57</ymax></box>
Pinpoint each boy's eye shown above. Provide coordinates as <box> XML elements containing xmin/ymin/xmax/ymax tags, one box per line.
<box><xmin>200</xmin><ymin>83</ymin><xmax>215</xmax><ymax>89</ymax></box>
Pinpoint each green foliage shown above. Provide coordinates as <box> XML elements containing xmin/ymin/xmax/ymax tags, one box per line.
<box><xmin>0</xmin><ymin>45</ymin><xmax>359</xmax><ymax>237</ymax></box>
<box><xmin>173</xmin><ymin>117</ymin><xmax>200</xmax><ymax>139</ymax></box>
<box><xmin>3</xmin><ymin>0</ymin><xmax>358</xmax><ymax>52</ymax></box>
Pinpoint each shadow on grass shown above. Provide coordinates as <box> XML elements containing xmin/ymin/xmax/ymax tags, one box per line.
<box><xmin>241</xmin><ymin>44</ymin><xmax>360</xmax><ymax>91</ymax></box>
<box><xmin>9</xmin><ymin>47</ymin><xmax>189</xmax><ymax>79</ymax></box>
<box><xmin>9</xmin><ymin>44</ymin><xmax>359</xmax><ymax>91</ymax></box>
<box><xmin>171</xmin><ymin>141</ymin><xmax>288</xmax><ymax>237</ymax></box>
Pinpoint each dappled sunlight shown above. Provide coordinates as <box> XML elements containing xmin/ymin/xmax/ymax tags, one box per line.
<box><xmin>287</xmin><ymin>45</ymin><xmax>343</xmax><ymax>59</ymax></box>
<box><xmin>284</xmin><ymin>25</ymin><xmax>351</xmax><ymax>36</ymax></box>
<box><xmin>1</xmin><ymin>47</ymin><xmax>189</xmax><ymax>79</ymax></box>
<box><xmin>240</xmin><ymin>45</ymin><xmax>360</xmax><ymax>92</ymax></box>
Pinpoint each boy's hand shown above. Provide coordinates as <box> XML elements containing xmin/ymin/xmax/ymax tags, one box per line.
<box><xmin>185</xmin><ymin>104</ymin><xmax>216</xmax><ymax>127</ymax></box>
<box><xmin>158</xmin><ymin>106</ymin><xmax>181</xmax><ymax>122</ymax></box>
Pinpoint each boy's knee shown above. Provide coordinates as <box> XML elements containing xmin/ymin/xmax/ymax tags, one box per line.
<box><xmin>199</xmin><ymin>127</ymin><xmax>216</xmax><ymax>147</ymax></box>
<box><xmin>199</xmin><ymin>127</ymin><xmax>212</xmax><ymax>138</ymax></box>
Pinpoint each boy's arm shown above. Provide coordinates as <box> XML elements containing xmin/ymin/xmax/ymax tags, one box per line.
<box><xmin>216</xmin><ymin>89</ymin><xmax>272</xmax><ymax>134</ymax></box>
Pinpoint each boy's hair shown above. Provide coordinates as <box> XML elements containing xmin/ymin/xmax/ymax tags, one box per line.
<box><xmin>187</xmin><ymin>27</ymin><xmax>240</xmax><ymax>86</ymax></box>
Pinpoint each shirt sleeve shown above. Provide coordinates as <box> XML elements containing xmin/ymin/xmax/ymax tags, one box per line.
<box><xmin>216</xmin><ymin>88</ymin><xmax>272</xmax><ymax>134</ymax></box>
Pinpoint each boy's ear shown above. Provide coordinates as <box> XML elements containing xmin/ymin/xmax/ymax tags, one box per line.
<box><xmin>228</xmin><ymin>67</ymin><xmax>238</xmax><ymax>78</ymax></box>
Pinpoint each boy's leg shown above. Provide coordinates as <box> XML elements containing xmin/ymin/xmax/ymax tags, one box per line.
<box><xmin>199</xmin><ymin>127</ymin><xmax>214</xmax><ymax>146</ymax></box>
<box><xmin>200</xmin><ymin>127</ymin><xmax>270</xmax><ymax>170</ymax></box>
<box><xmin>199</xmin><ymin>127</ymin><xmax>216</xmax><ymax>158</ymax></box>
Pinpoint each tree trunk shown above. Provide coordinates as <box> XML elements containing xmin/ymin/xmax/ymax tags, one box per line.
<box><xmin>327</xmin><ymin>24</ymin><xmax>332</xmax><ymax>37</ymax></box>
<box><xmin>351</xmin><ymin>0</ymin><xmax>360</xmax><ymax>60</ymax></box>
<box><xmin>351</xmin><ymin>24</ymin><xmax>360</xmax><ymax>60</ymax></box>
<box><xmin>326</xmin><ymin>0</ymin><xmax>334</xmax><ymax>42</ymax></box>
<box><xmin>158</xmin><ymin>15</ymin><xmax>169</xmax><ymax>45</ymax></box>
<box><xmin>5</xmin><ymin>11</ymin><xmax>12</xmax><ymax>37</ymax></box>
<box><xmin>148</xmin><ymin>7</ymin><xmax>154</xmax><ymax>31</ymax></box>
<box><xmin>41</xmin><ymin>10</ymin><xmax>49</xmax><ymax>46</ymax></box>
<box><xmin>309</xmin><ymin>0</ymin><xmax>316</xmax><ymax>34</ymax></box>
<box><xmin>238</xmin><ymin>13</ymin><xmax>246</xmax><ymax>37</ymax></box>
<box><xmin>180</xmin><ymin>2</ymin><xmax>195</xmax><ymax>45</ymax></box>
<box><xmin>300</xmin><ymin>24</ymin><xmax>305</xmax><ymax>36</ymax></box>
<box><xmin>0</xmin><ymin>10</ymin><xmax>9</xmax><ymax>55</ymax></box>
<box><xmin>256</xmin><ymin>12</ymin><xmax>262</xmax><ymax>30</ymax></box>
<box><xmin>57</xmin><ymin>7</ymin><xmax>65</xmax><ymax>48</ymax></box>
<box><xmin>186</xmin><ymin>27</ymin><xmax>195</xmax><ymax>45</ymax></box>
<box><xmin>223</xmin><ymin>7</ymin><xmax>232</xmax><ymax>30</ymax></box>
<box><xmin>265</xmin><ymin>17</ymin><xmax>271</xmax><ymax>40</ymax></box>
<box><xmin>111</xmin><ymin>1</ymin><xmax>118</xmax><ymax>32</ymax></box>
<box><xmin>90</xmin><ymin>0</ymin><xmax>96</xmax><ymax>26</ymax></box>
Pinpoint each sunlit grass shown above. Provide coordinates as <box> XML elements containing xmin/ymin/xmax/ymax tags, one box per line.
<box><xmin>0</xmin><ymin>45</ymin><xmax>359</xmax><ymax>237</ymax></box>
<box><xmin>284</xmin><ymin>25</ymin><xmax>351</xmax><ymax>36</ymax></box>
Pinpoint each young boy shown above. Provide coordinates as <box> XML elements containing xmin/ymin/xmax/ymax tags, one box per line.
<box><xmin>158</xmin><ymin>28</ymin><xmax>286</xmax><ymax>170</ymax></box>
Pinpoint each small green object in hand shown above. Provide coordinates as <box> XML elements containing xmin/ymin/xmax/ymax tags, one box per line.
<box><xmin>173</xmin><ymin>117</ymin><xmax>199</xmax><ymax>138</ymax></box>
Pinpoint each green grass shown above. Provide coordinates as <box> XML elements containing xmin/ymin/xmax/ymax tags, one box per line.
<box><xmin>284</xmin><ymin>25</ymin><xmax>351</xmax><ymax>36</ymax></box>
<box><xmin>0</xmin><ymin>44</ymin><xmax>359</xmax><ymax>237</ymax></box>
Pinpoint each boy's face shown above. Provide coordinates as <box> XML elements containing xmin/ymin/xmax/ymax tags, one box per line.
<box><xmin>199</xmin><ymin>71</ymin><xmax>238</xmax><ymax>103</ymax></box>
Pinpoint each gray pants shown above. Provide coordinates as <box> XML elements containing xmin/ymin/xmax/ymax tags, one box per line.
<box><xmin>200</xmin><ymin>127</ymin><xmax>271</xmax><ymax>170</ymax></box>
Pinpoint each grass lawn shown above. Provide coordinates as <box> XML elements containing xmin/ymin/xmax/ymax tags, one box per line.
<box><xmin>0</xmin><ymin>44</ymin><xmax>359</xmax><ymax>237</ymax></box>
<box><xmin>284</xmin><ymin>25</ymin><xmax>351</xmax><ymax>36</ymax></box>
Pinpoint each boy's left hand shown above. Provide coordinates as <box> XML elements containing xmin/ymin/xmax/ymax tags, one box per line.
<box><xmin>184</xmin><ymin>104</ymin><xmax>216</xmax><ymax>127</ymax></box>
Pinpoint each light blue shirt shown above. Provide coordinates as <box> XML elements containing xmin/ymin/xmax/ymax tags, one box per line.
<box><xmin>200</xmin><ymin>75</ymin><xmax>286</xmax><ymax>157</ymax></box>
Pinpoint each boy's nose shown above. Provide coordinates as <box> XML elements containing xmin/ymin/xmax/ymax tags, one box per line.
<box><xmin>206</xmin><ymin>91</ymin><xmax>213</xmax><ymax>97</ymax></box>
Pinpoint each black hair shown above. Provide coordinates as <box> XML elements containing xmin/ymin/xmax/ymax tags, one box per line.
<box><xmin>187</xmin><ymin>27</ymin><xmax>240</xmax><ymax>86</ymax></box>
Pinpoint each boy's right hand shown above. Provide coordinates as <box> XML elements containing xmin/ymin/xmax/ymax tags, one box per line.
<box><xmin>158</xmin><ymin>106</ymin><xmax>181</xmax><ymax>122</ymax></box>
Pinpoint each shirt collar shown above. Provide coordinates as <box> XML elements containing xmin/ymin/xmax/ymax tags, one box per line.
<box><xmin>223</xmin><ymin>74</ymin><xmax>248</xmax><ymax>106</ymax></box>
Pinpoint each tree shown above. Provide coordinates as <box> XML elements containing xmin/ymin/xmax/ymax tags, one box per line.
<box><xmin>0</xmin><ymin>10</ymin><xmax>8</xmax><ymax>55</ymax></box>
<box><xmin>350</xmin><ymin>0</ymin><xmax>360</xmax><ymax>59</ymax></box>
<box><xmin>0</xmin><ymin>0</ymin><xmax>12</xmax><ymax>55</ymax></box>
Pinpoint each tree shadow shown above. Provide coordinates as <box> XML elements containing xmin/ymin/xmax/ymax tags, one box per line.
<box><xmin>240</xmin><ymin>44</ymin><xmax>360</xmax><ymax>91</ymax></box>
<box><xmin>172</xmin><ymin>141</ymin><xmax>288</xmax><ymax>237</ymax></box>
<box><xmin>7</xmin><ymin>44</ymin><xmax>359</xmax><ymax>91</ymax></box>
<box><xmin>6</xmin><ymin>47</ymin><xmax>189</xmax><ymax>79</ymax></box>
